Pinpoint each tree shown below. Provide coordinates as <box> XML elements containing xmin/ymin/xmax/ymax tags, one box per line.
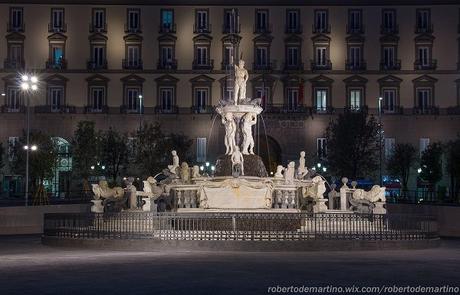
<box><xmin>72</xmin><ymin>121</ymin><xmax>100</xmax><ymax>183</ymax></box>
<box><xmin>419</xmin><ymin>142</ymin><xmax>443</xmax><ymax>191</ymax></box>
<box><xmin>445</xmin><ymin>137</ymin><xmax>460</xmax><ymax>201</ymax></box>
<box><xmin>99</xmin><ymin>128</ymin><xmax>129</xmax><ymax>184</ymax></box>
<box><xmin>325</xmin><ymin>110</ymin><xmax>380</xmax><ymax>180</ymax></box>
<box><xmin>387</xmin><ymin>143</ymin><xmax>417</xmax><ymax>195</ymax></box>
<box><xmin>11</xmin><ymin>130</ymin><xmax>58</xmax><ymax>193</ymax></box>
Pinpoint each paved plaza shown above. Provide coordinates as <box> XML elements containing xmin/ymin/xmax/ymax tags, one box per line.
<box><xmin>0</xmin><ymin>236</ymin><xmax>459</xmax><ymax>295</ymax></box>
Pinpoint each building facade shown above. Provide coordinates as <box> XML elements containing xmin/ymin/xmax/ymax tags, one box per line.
<box><xmin>1</xmin><ymin>0</ymin><xmax>460</xmax><ymax>194</ymax></box>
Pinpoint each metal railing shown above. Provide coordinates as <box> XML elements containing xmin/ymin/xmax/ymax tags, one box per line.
<box><xmin>43</xmin><ymin>212</ymin><xmax>438</xmax><ymax>241</ymax></box>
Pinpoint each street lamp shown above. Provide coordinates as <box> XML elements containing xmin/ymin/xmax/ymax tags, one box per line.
<box><xmin>378</xmin><ymin>96</ymin><xmax>383</xmax><ymax>186</ymax></box>
<box><xmin>20</xmin><ymin>74</ymin><xmax>39</xmax><ymax>206</ymax></box>
<box><xmin>138</xmin><ymin>94</ymin><xmax>143</xmax><ymax>129</ymax></box>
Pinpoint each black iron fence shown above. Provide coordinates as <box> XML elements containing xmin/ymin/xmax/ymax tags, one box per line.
<box><xmin>43</xmin><ymin>212</ymin><xmax>438</xmax><ymax>241</ymax></box>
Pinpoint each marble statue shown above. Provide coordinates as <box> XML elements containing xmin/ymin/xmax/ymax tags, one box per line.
<box><xmin>349</xmin><ymin>185</ymin><xmax>386</xmax><ymax>214</ymax></box>
<box><xmin>180</xmin><ymin>162</ymin><xmax>191</xmax><ymax>184</ymax></box>
<box><xmin>233</xmin><ymin>59</ymin><xmax>249</xmax><ymax>105</ymax></box>
<box><xmin>241</xmin><ymin>112</ymin><xmax>257</xmax><ymax>155</ymax></box>
<box><xmin>274</xmin><ymin>165</ymin><xmax>284</xmax><ymax>178</ymax></box>
<box><xmin>125</xmin><ymin>177</ymin><xmax>138</xmax><ymax>210</ymax></box>
<box><xmin>143</xmin><ymin>176</ymin><xmax>163</xmax><ymax>197</ymax></box>
<box><xmin>353</xmin><ymin>185</ymin><xmax>386</xmax><ymax>203</ymax></box>
<box><xmin>168</xmin><ymin>150</ymin><xmax>180</xmax><ymax>174</ymax></box>
<box><xmin>222</xmin><ymin>113</ymin><xmax>237</xmax><ymax>155</ymax></box>
<box><xmin>231</xmin><ymin>146</ymin><xmax>244</xmax><ymax>176</ymax></box>
<box><xmin>297</xmin><ymin>151</ymin><xmax>307</xmax><ymax>176</ymax></box>
<box><xmin>192</xmin><ymin>165</ymin><xmax>201</xmax><ymax>178</ymax></box>
<box><xmin>92</xmin><ymin>180</ymin><xmax>124</xmax><ymax>200</ymax></box>
<box><xmin>284</xmin><ymin>161</ymin><xmax>296</xmax><ymax>184</ymax></box>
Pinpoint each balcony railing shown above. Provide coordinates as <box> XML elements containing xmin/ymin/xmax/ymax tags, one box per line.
<box><xmin>254</xmin><ymin>23</ymin><xmax>273</xmax><ymax>34</ymax></box>
<box><xmin>191</xmin><ymin>105</ymin><xmax>213</xmax><ymax>114</ymax></box>
<box><xmin>48</xmin><ymin>23</ymin><xmax>67</xmax><ymax>33</ymax></box>
<box><xmin>310</xmin><ymin>59</ymin><xmax>332</xmax><ymax>71</ymax></box>
<box><xmin>345</xmin><ymin>60</ymin><xmax>367</xmax><ymax>71</ymax></box>
<box><xmin>412</xmin><ymin>106</ymin><xmax>439</xmax><ymax>115</ymax></box>
<box><xmin>159</xmin><ymin>23</ymin><xmax>176</xmax><ymax>34</ymax></box>
<box><xmin>192</xmin><ymin>59</ymin><xmax>214</xmax><ymax>70</ymax></box>
<box><xmin>46</xmin><ymin>58</ymin><xmax>67</xmax><ymax>70</ymax></box>
<box><xmin>312</xmin><ymin>24</ymin><xmax>331</xmax><ymax>34</ymax></box>
<box><xmin>222</xmin><ymin>23</ymin><xmax>241</xmax><ymax>34</ymax></box>
<box><xmin>124</xmin><ymin>24</ymin><xmax>142</xmax><ymax>34</ymax></box>
<box><xmin>415</xmin><ymin>24</ymin><xmax>433</xmax><ymax>34</ymax></box>
<box><xmin>120</xmin><ymin>105</ymin><xmax>143</xmax><ymax>114</ymax></box>
<box><xmin>84</xmin><ymin>105</ymin><xmax>109</xmax><ymax>114</ymax></box>
<box><xmin>7</xmin><ymin>22</ymin><xmax>24</xmax><ymax>32</ymax></box>
<box><xmin>35</xmin><ymin>105</ymin><xmax>76</xmax><ymax>114</ymax></box>
<box><xmin>87</xmin><ymin>59</ymin><xmax>108</xmax><ymax>70</ymax></box>
<box><xmin>283</xmin><ymin>62</ymin><xmax>304</xmax><ymax>71</ymax></box>
<box><xmin>345</xmin><ymin>105</ymin><xmax>368</xmax><ymax>113</ymax></box>
<box><xmin>265</xmin><ymin>104</ymin><xmax>311</xmax><ymax>114</ymax></box>
<box><xmin>346</xmin><ymin>25</ymin><xmax>364</xmax><ymax>34</ymax></box>
<box><xmin>380</xmin><ymin>59</ymin><xmax>401</xmax><ymax>71</ymax></box>
<box><xmin>312</xmin><ymin>106</ymin><xmax>334</xmax><ymax>114</ymax></box>
<box><xmin>4</xmin><ymin>58</ymin><xmax>25</xmax><ymax>70</ymax></box>
<box><xmin>194</xmin><ymin>23</ymin><xmax>211</xmax><ymax>34</ymax></box>
<box><xmin>1</xmin><ymin>105</ymin><xmax>25</xmax><ymax>113</ymax></box>
<box><xmin>154</xmin><ymin>105</ymin><xmax>179</xmax><ymax>114</ymax></box>
<box><xmin>122</xmin><ymin>59</ymin><xmax>143</xmax><ymax>70</ymax></box>
<box><xmin>380</xmin><ymin>24</ymin><xmax>399</xmax><ymax>35</ymax></box>
<box><xmin>381</xmin><ymin>106</ymin><xmax>404</xmax><ymax>115</ymax></box>
<box><xmin>285</xmin><ymin>25</ymin><xmax>302</xmax><ymax>34</ymax></box>
<box><xmin>253</xmin><ymin>60</ymin><xmax>277</xmax><ymax>72</ymax></box>
<box><xmin>157</xmin><ymin>59</ymin><xmax>178</xmax><ymax>70</ymax></box>
<box><xmin>446</xmin><ymin>106</ymin><xmax>460</xmax><ymax>115</ymax></box>
<box><xmin>414</xmin><ymin>59</ymin><xmax>437</xmax><ymax>70</ymax></box>
<box><xmin>89</xmin><ymin>23</ymin><xmax>107</xmax><ymax>33</ymax></box>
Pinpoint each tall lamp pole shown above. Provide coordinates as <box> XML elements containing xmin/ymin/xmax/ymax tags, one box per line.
<box><xmin>378</xmin><ymin>96</ymin><xmax>383</xmax><ymax>186</ymax></box>
<box><xmin>138</xmin><ymin>94</ymin><xmax>143</xmax><ymax>129</ymax></box>
<box><xmin>20</xmin><ymin>74</ymin><xmax>39</xmax><ymax>206</ymax></box>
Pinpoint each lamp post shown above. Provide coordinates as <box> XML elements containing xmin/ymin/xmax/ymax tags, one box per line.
<box><xmin>138</xmin><ymin>94</ymin><xmax>143</xmax><ymax>129</ymax></box>
<box><xmin>378</xmin><ymin>96</ymin><xmax>383</xmax><ymax>186</ymax></box>
<box><xmin>20</xmin><ymin>74</ymin><xmax>39</xmax><ymax>206</ymax></box>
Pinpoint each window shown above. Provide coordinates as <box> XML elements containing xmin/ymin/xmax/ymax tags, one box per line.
<box><xmin>160</xmin><ymin>87</ymin><xmax>174</xmax><ymax>112</ymax></box>
<box><xmin>314</xmin><ymin>10</ymin><xmax>328</xmax><ymax>33</ymax></box>
<box><xmin>419</xmin><ymin>138</ymin><xmax>430</xmax><ymax>156</ymax></box>
<box><xmin>349</xmin><ymin>89</ymin><xmax>361</xmax><ymax>110</ymax></box>
<box><xmin>416</xmin><ymin>9</ymin><xmax>431</xmax><ymax>32</ymax></box>
<box><xmin>223</xmin><ymin>86</ymin><xmax>234</xmax><ymax>101</ymax></box>
<box><xmin>286</xmin><ymin>9</ymin><xmax>300</xmax><ymax>32</ymax></box>
<box><xmin>90</xmin><ymin>87</ymin><xmax>105</xmax><ymax>112</ymax></box>
<box><xmin>224</xmin><ymin>9</ymin><xmax>239</xmax><ymax>33</ymax></box>
<box><xmin>417</xmin><ymin>88</ymin><xmax>431</xmax><ymax>110</ymax></box>
<box><xmin>51</xmin><ymin>45</ymin><xmax>64</xmax><ymax>66</ymax></box>
<box><xmin>127</xmin><ymin>46</ymin><xmax>140</xmax><ymax>67</ymax></box>
<box><xmin>127</xmin><ymin>9</ymin><xmax>140</xmax><ymax>32</ymax></box>
<box><xmin>349</xmin><ymin>47</ymin><xmax>361</xmax><ymax>67</ymax></box>
<box><xmin>92</xmin><ymin>46</ymin><xmax>105</xmax><ymax>67</ymax></box>
<box><xmin>256</xmin><ymin>47</ymin><xmax>268</xmax><ymax>66</ymax></box>
<box><xmin>51</xmin><ymin>8</ymin><xmax>65</xmax><ymax>31</ymax></box>
<box><xmin>418</xmin><ymin>47</ymin><xmax>429</xmax><ymax>66</ymax></box>
<box><xmin>161</xmin><ymin>9</ymin><xmax>174</xmax><ymax>31</ymax></box>
<box><xmin>255</xmin><ymin>87</ymin><xmax>270</xmax><ymax>107</ymax></box>
<box><xmin>315</xmin><ymin>88</ymin><xmax>328</xmax><ymax>112</ymax></box>
<box><xmin>315</xmin><ymin>47</ymin><xmax>327</xmax><ymax>66</ymax></box>
<box><xmin>287</xmin><ymin>88</ymin><xmax>299</xmax><ymax>110</ymax></box>
<box><xmin>348</xmin><ymin>10</ymin><xmax>362</xmax><ymax>33</ymax></box>
<box><xmin>384</xmin><ymin>138</ymin><xmax>395</xmax><ymax>159</ymax></box>
<box><xmin>9</xmin><ymin>7</ymin><xmax>23</xmax><ymax>31</ymax></box>
<box><xmin>196</xmin><ymin>137</ymin><xmax>207</xmax><ymax>163</ymax></box>
<box><xmin>92</xmin><ymin>9</ymin><xmax>106</xmax><ymax>31</ymax></box>
<box><xmin>195</xmin><ymin>9</ymin><xmax>209</xmax><ymax>32</ymax></box>
<box><xmin>287</xmin><ymin>47</ymin><xmax>299</xmax><ymax>66</ymax></box>
<box><xmin>382</xmin><ymin>46</ymin><xmax>395</xmax><ymax>68</ymax></box>
<box><xmin>196</xmin><ymin>47</ymin><xmax>208</xmax><ymax>65</ymax></box>
<box><xmin>382</xmin><ymin>88</ymin><xmax>396</xmax><ymax>113</ymax></box>
<box><xmin>382</xmin><ymin>9</ymin><xmax>396</xmax><ymax>33</ymax></box>
<box><xmin>194</xmin><ymin>88</ymin><xmax>208</xmax><ymax>111</ymax></box>
<box><xmin>223</xmin><ymin>45</ymin><xmax>235</xmax><ymax>66</ymax></box>
<box><xmin>8</xmin><ymin>137</ymin><xmax>19</xmax><ymax>161</ymax></box>
<box><xmin>317</xmin><ymin>138</ymin><xmax>327</xmax><ymax>159</ymax></box>
<box><xmin>255</xmin><ymin>9</ymin><xmax>269</xmax><ymax>32</ymax></box>
<box><xmin>8</xmin><ymin>44</ymin><xmax>23</xmax><ymax>67</ymax></box>
<box><xmin>125</xmin><ymin>88</ymin><xmax>140</xmax><ymax>111</ymax></box>
<box><xmin>49</xmin><ymin>87</ymin><xmax>63</xmax><ymax>111</ymax></box>
<box><xmin>6</xmin><ymin>87</ymin><xmax>21</xmax><ymax>111</ymax></box>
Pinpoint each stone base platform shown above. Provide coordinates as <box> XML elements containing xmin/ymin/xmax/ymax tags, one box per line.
<box><xmin>215</xmin><ymin>154</ymin><xmax>268</xmax><ymax>177</ymax></box>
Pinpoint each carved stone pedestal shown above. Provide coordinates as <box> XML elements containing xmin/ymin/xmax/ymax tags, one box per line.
<box><xmin>215</xmin><ymin>154</ymin><xmax>268</xmax><ymax>177</ymax></box>
<box><xmin>373</xmin><ymin>202</ymin><xmax>387</xmax><ymax>214</ymax></box>
<box><xmin>91</xmin><ymin>200</ymin><xmax>104</xmax><ymax>213</ymax></box>
<box><xmin>313</xmin><ymin>198</ymin><xmax>328</xmax><ymax>213</ymax></box>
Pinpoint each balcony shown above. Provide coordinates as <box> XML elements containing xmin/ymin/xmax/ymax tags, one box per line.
<box><xmin>380</xmin><ymin>59</ymin><xmax>401</xmax><ymax>71</ymax></box>
<box><xmin>345</xmin><ymin>105</ymin><xmax>368</xmax><ymax>113</ymax></box>
<box><xmin>380</xmin><ymin>24</ymin><xmax>399</xmax><ymax>35</ymax></box>
<box><xmin>157</xmin><ymin>59</ymin><xmax>178</xmax><ymax>70</ymax></box>
<box><xmin>154</xmin><ymin>105</ymin><xmax>179</xmax><ymax>114</ymax></box>
<box><xmin>265</xmin><ymin>104</ymin><xmax>310</xmax><ymax>114</ymax></box>
<box><xmin>346</xmin><ymin>25</ymin><xmax>364</xmax><ymax>34</ymax></box>
<box><xmin>191</xmin><ymin>105</ymin><xmax>213</xmax><ymax>114</ymax></box>
<box><xmin>4</xmin><ymin>58</ymin><xmax>24</xmax><ymax>70</ymax></box>
<box><xmin>124</xmin><ymin>24</ymin><xmax>142</xmax><ymax>34</ymax></box>
<box><xmin>312</xmin><ymin>24</ymin><xmax>331</xmax><ymax>34</ymax></box>
<box><xmin>46</xmin><ymin>58</ymin><xmax>67</xmax><ymax>70</ymax></box>
<box><xmin>345</xmin><ymin>60</ymin><xmax>367</xmax><ymax>71</ymax></box>
<box><xmin>35</xmin><ymin>105</ymin><xmax>76</xmax><ymax>114</ymax></box>
<box><xmin>447</xmin><ymin>106</ymin><xmax>460</xmax><ymax>115</ymax></box>
<box><xmin>84</xmin><ymin>105</ymin><xmax>109</xmax><ymax>114</ymax></box>
<box><xmin>415</xmin><ymin>24</ymin><xmax>433</xmax><ymax>34</ymax></box>
<box><xmin>192</xmin><ymin>59</ymin><xmax>214</xmax><ymax>71</ymax></box>
<box><xmin>194</xmin><ymin>23</ymin><xmax>211</xmax><ymax>34</ymax></box>
<box><xmin>7</xmin><ymin>22</ymin><xmax>24</xmax><ymax>33</ymax></box>
<box><xmin>310</xmin><ymin>59</ymin><xmax>332</xmax><ymax>71</ymax></box>
<box><xmin>312</xmin><ymin>106</ymin><xmax>334</xmax><ymax>114</ymax></box>
<box><xmin>414</xmin><ymin>59</ymin><xmax>437</xmax><ymax>70</ymax></box>
<box><xmin>283</xmin><ymin>62</ymin><xmax>304</xmax><ymax>71</ymax></box>
<box><xmin>48</xmin><ymin>23</ymin><xmax>67</xmax><ymax>33</ymax></box>
<box><xmin>120</xmin><ymin>105</ymin><xmax>143</xmax><ymax>114</ymax></box>
<box><xmin>253</xmin><ymin>60</ymin><xmax>277</xmax><ymax>72</ymax></box>
<box><xmin>159</xmin><ymin>23</ymin><xmax>176</xmax><ymax>34</ymax></box>
<box><xmin>1</xmin><ymin>105</ymin><xmax>25</xmax><ymax>113</ymax></box>
<box><xmin>122</xmin><ymin>59</ymin><xmax>143</xmax><ymax>70</ymax></box>
<box><xmin>87</xmin><ymin>59</ymin><xmax>108</xmax><ymax>70</ymax></box>
<box><xmin>222</xmin><ymin>24</ymin><xmax>241</xmax><ymax>34</ymax></box>
<box><xmin>413</xmin><ymin>106</ymin><xmax>439</xmax><ymax>115</ymax></box>
<box><xmin>253</xmin><ymin>23</ymin><xmax>273</xmax><ymax>34</ymax></box>
<box><xmin>381</xmin><ymin>106</ymin><xmax>404</xmax><ymax>115</ymax></box>
<box><xmin>285</xmin><ymin>25</ymin><xmax>302</xmax><ymax>34</ymax></box>
<box><xmin>89</xmin><ymin>23</ymin><xmax>107</xmax><ymax>33</ymax></box>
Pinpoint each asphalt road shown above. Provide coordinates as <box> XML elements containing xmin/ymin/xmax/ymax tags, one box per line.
<box><xmin>0</xmin><ymin>236</ymin><xmax>459</xmax><ymax>295</ymax></box>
